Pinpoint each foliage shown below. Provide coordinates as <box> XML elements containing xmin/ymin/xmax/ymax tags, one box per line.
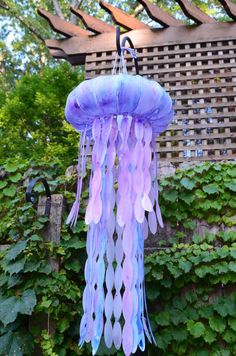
<box><xmin>0</xmin><ymin>159</ymin><xmax>236</xmax><ymax>355</ymax></box>
<box><xmin>0</xmin><ymin>63</ymin><xmax>81</xmax><ymax>168</ymax></box>
<box><xmin>159</xmin><ymin>161</ymin><xmax>236</xmax><ymax>230</ymax></box>
<box><xmin>145</xmin><ymin>233</ymin><xmax>236</xmax><ymax>355</ymax></box>
<box><xmin>0</xmin><ymin>158</ymin><xmax>88</xmax><ymax>355</ymax></box>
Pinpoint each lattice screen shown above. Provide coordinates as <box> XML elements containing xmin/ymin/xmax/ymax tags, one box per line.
<box><xmin>85</xmin><ymin>39</ymin><xmax>236</xmax><ymax>163</ymax></box>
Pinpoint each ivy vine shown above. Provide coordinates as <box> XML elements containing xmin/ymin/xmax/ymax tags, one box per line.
<box><xmin>0</xmin><ymin>159</ymin><xmax>235</xmax><ymax>355</ymax></box>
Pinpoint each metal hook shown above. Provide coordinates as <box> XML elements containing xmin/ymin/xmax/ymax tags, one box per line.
<box><xmin>116</xmin><ymin>26</ymin><xmax>139</xmax><ymax>75</ymax></box>
<box><xmin>26</xmin><ymin>177</ymin><xmax>51</xmax><ymax>217</ymax></box>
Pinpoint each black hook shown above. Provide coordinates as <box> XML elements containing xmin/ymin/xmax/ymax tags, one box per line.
<box><xmin>26</xmin><ymin>177</ymin><xmax>51</xmax><ymax>217</ymax></box>
<box><xmin>116</xmin><ymin>26</ymin><xmax>139</xmax><ymax>75</ymax></box>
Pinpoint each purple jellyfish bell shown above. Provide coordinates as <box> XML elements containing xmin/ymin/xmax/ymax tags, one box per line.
<box><xmin>65</xmin><ymin>45</ymin><xmax>173</xmax><ymax>356</ymax></box>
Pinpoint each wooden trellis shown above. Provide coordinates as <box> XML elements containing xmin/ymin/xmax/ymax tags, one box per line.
<box><xmin>38</xmin><ymin>0</ymin><xmax>236</xmax><ymax>163</ymax></box>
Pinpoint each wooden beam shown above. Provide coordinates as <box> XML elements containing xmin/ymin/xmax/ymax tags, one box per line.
<box><xmin>70</xmin><ymin>6</ymin><xmax>115</xmax><ymax>33</ymax></box>
<box><xmin>48</xmin><ymin>49</ymin><xmax>85</xmax><ymax>65</ymax></box>
<box><xmin>43</xmin><ymin>22</ymin><xmax>236</xmax><ymax>65</ymax></box>
<box><xmin>218</xmin><ymin>0</ymin><xmax>236</xmax><ymax>20</ymax></box>
<box><xmin>175</xmin><ymin>0</ymin><xmax>217</xmax><ymax>24</ymax></box>
<box><xmin>137</xmin><ymin>0</ymin><xmax>183</xmax><ymax>27</ymax></box>
<box><xmin>38</xmin><ymin>8</ymin><xmax>91</xmax><ymax>37</ymax></box>
<box><xmin>99</xmin><ymin>1</ymin><xmax>149</xmax><ymax>30</ymax></box>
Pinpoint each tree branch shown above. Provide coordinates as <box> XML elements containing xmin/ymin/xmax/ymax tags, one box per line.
<box><xmin>70</xmin><ymin>0</ymin><xmax>84</xmax><ymax>24</ymax></box>
<box><xmin>134</xmin><ymin>4</ymin><xmax>144</xmax><ymax>17</ymax></box>
<box><xmin>52</xmin><ymin>0</ymin><xmax>65</xmax><ymax>20</ymax></box>
<box><xmin>16</xmin><ymin>14</ymin><xmax>45</xmax><ymax>42</ymax></box>
<box><xmin>0</xmin><ymin>1</ymin><xmax>9</xmax><ymax>10</ymax></box>
<box><xmin>1</xmin><ymin>3</ymin><xmax>45</xmax><ymax>43</ymax></box>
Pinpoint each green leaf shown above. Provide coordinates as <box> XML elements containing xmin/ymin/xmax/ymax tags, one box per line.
<box><xmin>24</xmin><ymin>260</ymin><xmax>41</xmax><ymax>272</ymax></box>
<box><xmin>209</xmin><ymin>316</ymin><xmax>226</xmax><ymax>333</ymax></box>
<box><xmin>179</xmin><ymin>192</ymin><xmax>194</xmax><ymax>205</ymax></box>
<box><xmin>171</xmin><ymin>309</ymin><xmax>187</xmax><ymax>325</ymax></box>
<box><xmin>229</xmin><ymin>262</ymin><xmax>236</xmax><ymax>272</ymax></box>
<box><xmin>40</xmin><ymin>299</ymin><xmax>52</xmax><ymax>309</ymax></box>
<box><xmin>172</xmin><ymin>328</ymin><xmax>188</xmax><ymax>342</ymax></box>
<box><xmin>228</xmin><ymin>168</ymin><xmax>236</xmax><ymax>177</ymax></box>
<box><xmin>18</xmin><ymin>290</ymin><xmax>37</xmax><ymax>315</ymax></box>
<box><xmin>203</xmin><ymin>329</ymin><xmax>216</xmax><ymax>344</ymax></box>
<box><xmin>154</xmin><ymin>330</ymin><xmax>172</xmax><ymax>350</ymax></box>
<box><xmin>4</xmin><ymin>162</ymin><xmax>19</xmax><ymax>173</ymax></box>
<box><xmin>58</xmin><ymin>319</ymin><xmax>70</xmax><ymax>333</ymax></box>
<box><xmin>179</xmin><ymin>260</ymin><xmax>192</xmax><ymax>273</ymax></box>
<box><xmin>156</xmin><ymin>311</ymin><xmax>170</xmax><ymax>326</ymax></box>
<box><xmin>146</xmin><ymin>285</ymin><xmax>159</xmax><ymax>301</ymax></box>
<box><xmin>0</xmin><ymin>290</ymin><xmax>36</xmax><ymax>325</ymax></box>
<box><xmin>3</xmin><ymin>186</ymin><xmax>17</xmax><ymax>197</ymax></box>
<box><xmin>214</xmin><ymin>298</ymin><xmax>235</xmax><ymax>317</ymax></box>
<box><xmin>228</xmin><ymin>318</ymin><xmax>236</xmax><ymax>331</ymax></box>
<box><xmin>63</xmin><ymin>238</ymin><xmax>86</xmax><ymax>249</ymax></box>
<box><xmin>29</xmin><ymin>234</ymin><xmax>42</xmax><ymax>242</ymax></box>
<box><xmin>183</xmin><ymin>220</ymin><xmax>196</xmax><ymax>230</ymax></box>
<box><xmin>223</xmin><ymin>328</ymin><xmax>236</xmax><ymax>343</ymax></box>
<box><xmin>187</xmin><ymin>320</ymin><xmax>205</xmax><ymax>338</ymax></box>
<box><xmin>163</xmin><ymin>189</ymin><xmax>178</xmax><ymax>202</ymax></box>
<box><xmin>0</xmin><ymin>181</ymin><xmax>7</xmax><ymax>189</ymax></box>
<box><xmin>8</xmin><ymin>334</ymin><xmax>23</xmax><ymax>356</ymax></box>
<box><xmin>230</xmin><ymin>249</ymin><xmax>236</xmax><ymax>258</ymax></box>
<box><xmin>195</xmin><ymin>189</ymin><xmax>206</xmax><ymax>199</ymax></box>
<box><xmin>202</xmin><ymin>183</ymin><xmax>219</xmax><ymax>194</ymax></box>
<box><xmin>180</xmin><ymin>177</ymin><xmax>195</xmax><ymax>190</ymax></box>
<box><xmin>5</xmin><ymin>241</ymin><xmax>27</xmax><ymax>261</ymax></box>
<box><xmin>3</xmin><ymin>258</ymin><xmax>26</xmax><ymax>275</ymax></box>
<box><xmin>0</xmin><ymin>296</ymin><xmax>19</xmax><ymax>325</ymax></box>
<box><xmin>65</xmin><ymin>259</ymin><xmax>81</xmax><ymax>273</ymax></box>
<box><xmin>0</xmin><ymin>331</ymin><xmax>12</xmax><ymax>353</ymax></box>
<box><xmin>37</xmin><ymin>216</ymin><xmax>49</xmax><ymax>223</ymax></box>
<box><xmin>9</xmin><ymin>172</ymin><xmax>22</xmax><ymax>183</ymax></box>
<box><xmin>194</xmin><ymin>164</ymin><xmax>208</xmax><ymax>174</ymax></box>
<box><xmin>225</xmin><ymin>182</ymin><xmax>236</xmax><ymax>192</ymax></box>
<box><xmin>38</xmin><ymin>263</ymin><xmax>52</xmax><ymax>274</ymax></box>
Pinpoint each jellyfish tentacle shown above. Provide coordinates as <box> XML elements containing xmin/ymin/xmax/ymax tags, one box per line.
<box><xmin>142</xmin><ymin>124</ymin><xmax>153</xmax><ymax>212</ymax></box>
<box><xmin>131</xmin><ymin>221</ymin><xmax>139</xmax><ymax>354</ymax></box>
<box><xmin>79</xmin><ymin>221</ymin><xmax>94</xmax><ymax>348</ymax></box>
<box><xmin>113</xmin><ymin>222</ymin><xmax>123</xmax><ymax>350</ymax></box>
<box><xmin>67</xmin><ymin>130</ymin><xmax>89</xmax><ymax>226</ymax></box>
<box><xmin>104</xmin><ymin>117</ymin><xmax>118</xmax><ymax>349</ymax></box>
<box><xmin>117</xmin><ymin>115</ymin><xmax>132</xmax><ymax>227</ymax></box>
<box><xmin>136</xmin><ymin>223</ymin><xmax>146</xmax><ymax>351</ymax></box>
<box><xmin>91</xmin><ymin>223</ymin><xmax>106</xmax><ymax>355</ymax></box>
<box><xmin>133</xmin><ymin>120</ymin><xmax>145</xmax><ymax>223</ymax></box>
<box><xmin>129</xmin><ymin>122</ymin><xmax>141</xmax><ymax>353</ymax></box>
<box><xmin>152</xmin><ymin>135</ymin><xmax>164</xmax><ymax>228</ymax></box>
<box><xmin>85</xmin><ymin>118</ymin><xmax>102</xmax><ymax>224</ymax></box>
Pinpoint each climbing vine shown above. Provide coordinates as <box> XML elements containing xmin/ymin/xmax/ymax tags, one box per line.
<box><xmin>0</xmin><ymin>159</ymin><xmax>235</xmax><ymax>355</ymax></box>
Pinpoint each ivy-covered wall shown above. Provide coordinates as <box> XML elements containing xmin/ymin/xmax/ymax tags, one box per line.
<box><xmin>0</xmin><ymin>159</ymin><xmax>236</xmax><ymax>355</ymax></box>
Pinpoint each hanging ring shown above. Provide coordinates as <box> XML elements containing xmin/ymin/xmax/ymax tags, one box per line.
<box><xmin>116</xmin><ymin>26</ymin><xmax>139</xmax><ymax>75</ymax></box>
<box><xmin>26</xmin><ymin>177</ymin><xmax>51</xmax><ymax>217</ymax></box>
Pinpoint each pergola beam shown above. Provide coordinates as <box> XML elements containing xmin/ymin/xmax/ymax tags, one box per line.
<box><xmin>137</xmin><ymin>0</ymin><xmax>183</xmax><ymax>27</ymax></box>
<box><xmin>175</xmin><ymin>0</ymin><xmax>217</xmax><ymax>24</ymax></box>
<box><xmin>218</xmin><ymin>0</ymin><xmax>236</xmax><ymax>20</ymax></box>
<box><xmin>43</xmin><ymin>22</ymin><xmax>236</xmax><ymax>62</ymax></box>
<box><xmin>99</xmin><ymin>1</ymin><xmax>149</xmax><ymax>30</ymax></box>
<box><xmin>70</xmin><ymin>6</ymin><xmax>116</xmax><ymax>34</ymax></box>
<box><xmin>38</xmin><ymin>8</ymin><xmax>91</xmax><ymax>37</ymax></box>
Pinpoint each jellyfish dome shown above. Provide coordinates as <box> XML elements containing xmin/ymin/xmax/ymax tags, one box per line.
<box><xmin>65</xmin><ymin>72</ymin><xmax>173</xmax><ymax>356</ymax></box>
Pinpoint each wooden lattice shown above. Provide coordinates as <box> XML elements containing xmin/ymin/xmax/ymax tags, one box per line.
<box><xmin>38</xmin><ymin>0</ymin><xmax>236</xmax><ymax>163</ymax></box>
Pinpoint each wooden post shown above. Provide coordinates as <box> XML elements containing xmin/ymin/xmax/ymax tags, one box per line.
<box><xmin>37</xmin><ymin>194</ymin><xmax>64</xmax><ymax>272</ymax></box>
<box><xmin>29</xmin><ymin>194</ymin><xmax>64</xmax><ymax>356</ymax></box>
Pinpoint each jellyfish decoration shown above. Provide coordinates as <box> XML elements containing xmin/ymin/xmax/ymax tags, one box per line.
<box><xmin>65</xmin><ymin>64</ymin><xmax>173</xmax><ymax>355</ymax></box>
